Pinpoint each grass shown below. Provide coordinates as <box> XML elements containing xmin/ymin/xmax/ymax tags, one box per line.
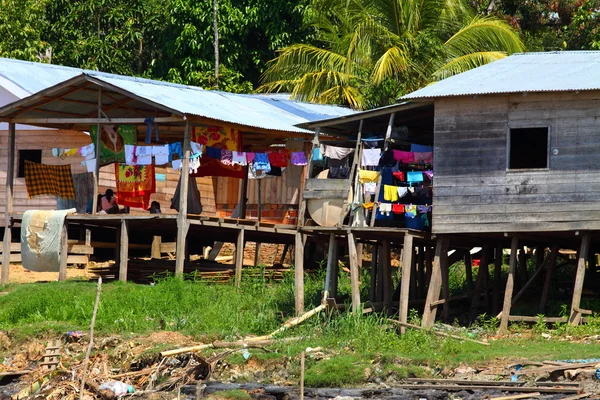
<box><xmin>3</xmin><ymin>265</ymin><xmax>600</xmax><ymax>387</ymax></box>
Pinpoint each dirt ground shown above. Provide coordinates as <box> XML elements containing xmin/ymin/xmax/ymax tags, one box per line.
<box><xmin>6</xmin><ymin>264</ymin><xmax>88</xmax><ymax>284</ymax></box>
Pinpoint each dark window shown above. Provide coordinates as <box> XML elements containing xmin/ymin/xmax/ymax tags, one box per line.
<box><xmin>17</xmin><ymin>150</ymin><xmax>42</xmax><ymax>178</ymax></box>
<box><xmin>509</xmin><ymin>127</ymin><xmax>548</xmax><ymax>169</ymax></box>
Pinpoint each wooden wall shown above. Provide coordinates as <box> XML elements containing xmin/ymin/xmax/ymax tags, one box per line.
<box><xmin>433</xmin><ymin>91</ymin><xmax>600</xmax><ymax>233</ymax></box>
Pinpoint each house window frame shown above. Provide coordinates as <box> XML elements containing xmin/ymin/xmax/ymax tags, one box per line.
<box><xmin>506</xmin><ymin>122</ymin><xmax>551</xmax><ymax>172</ymax></box>
<box><xmin>17</xmin><ymin>149</ymin><xmax>43</xmax><ymax>178</ymax></box>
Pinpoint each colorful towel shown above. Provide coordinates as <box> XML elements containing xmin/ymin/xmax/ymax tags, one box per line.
<box><xmin>291</xmin><ymin>151</ymin><xmax>307</xmax><ymax>166</ymax></box>
<box><xmin>24</xmin><ymin>161</ymin><xmax>76</xmax><ymax>199</ymax></box>
<box><xmin>114</xmin><ymin>163</ymin><xmax>156</xmax><ymax>209</ymax></box>
<box><xmin>193</xmin><ymin>125</ymin><xmax>244</xmax><ymax>178</ymax></box>
<box><xmin>89</xmin><ymin>125</ymin><xmax>136</xmax><ymax>165</ymax></box>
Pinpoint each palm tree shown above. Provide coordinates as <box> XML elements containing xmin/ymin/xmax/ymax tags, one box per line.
<box><xmin>260</xmin><ymin>0</ymin><xmax>525</xmax><ymax>109</ymax></box>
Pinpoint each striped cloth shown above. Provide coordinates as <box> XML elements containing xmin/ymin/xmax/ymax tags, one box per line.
<box><xmin>24</xmin><ymin>160</ymin><xmax>76</xmax><ymax>199</ymax></box>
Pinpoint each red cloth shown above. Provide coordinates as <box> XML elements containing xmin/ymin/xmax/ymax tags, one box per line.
<box><xmin>267</xmin><ymin>150</ymin><xmax>289</xmax><ymax>167</ymax></box>
<box><xmin>392</xmin><ymin>204</ymin><xmax>404</xmax><ymax>214</ymax></box>
<box><xmin>192</xmin><ymin>125</ymin><xmax>245</xmax><ymax>179</ymax></box>
<box><xmin>392</xmin><ymin>171</ymin><xmax>405</xmax><ymax>181</ymax></box>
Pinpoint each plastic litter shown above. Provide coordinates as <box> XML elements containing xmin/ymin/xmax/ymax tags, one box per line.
<box><xmin>511</xmin><ymin>364</ymin><xmax>522</xmax><ymax>382</ymax></box>
<box><xmin>99</xmin><ymin>381</ymin><xmax>134</xmax><ymax>396</ymax></box>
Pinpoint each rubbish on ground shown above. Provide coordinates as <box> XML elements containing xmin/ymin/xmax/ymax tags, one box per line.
<box><xmin>99</xmin><ymin>381</ymin><xmax>134</xmax><ymax>396</ymax></box>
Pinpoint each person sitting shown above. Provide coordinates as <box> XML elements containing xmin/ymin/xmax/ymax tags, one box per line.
<box><xmin>100</xmin><ymin>189</ymin><xmax>120</xmax><ymax>214</ymax></box>
<box><xmin>148</xmin><ymin>201</ymin><xmax>161</xmax><ymax>214</ymax></box>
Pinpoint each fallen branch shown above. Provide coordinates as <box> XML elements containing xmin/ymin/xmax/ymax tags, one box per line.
<box><xmin>388</xmin><ymin>320</ymin><xmax>490</xmax><ymax>346</ymax></box>
<box><xmin>491</xmin><ymin>393</ymin><xmax>541</xmax><ymax>400</ymax></box>
<box><xmin>513</xmin><ymin>362</ymin><xmax>600</xmax><ymax>376</ymax></box>
<box><xmin>79</xmin><ymin>277</ymin><xmax>102</xmax><ymax>400</ymax></box>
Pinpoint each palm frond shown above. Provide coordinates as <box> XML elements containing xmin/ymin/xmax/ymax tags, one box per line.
<box><xmin>371</xmin><ymin>45</ymin><xmax>410</xmax><ymax>84</ymax></box>
<box><xmin>433</xmin><ymin>51</ymin><xmax>506</xmax><ymax>79</ymax></box>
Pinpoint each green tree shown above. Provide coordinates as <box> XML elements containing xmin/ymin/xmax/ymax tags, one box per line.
<box><xmin>0</xmin><ymin>0</ymin><xmax>50</xmax><ymax>61</ymax></box>
<box><xmin>260</xmin><ymin>0</ymin><xmax>524</xmax><ymax>109</ymax></box>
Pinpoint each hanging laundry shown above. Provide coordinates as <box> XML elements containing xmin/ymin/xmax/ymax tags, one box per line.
<box><xmin>322</xmin><ymin>145</ymin><xmax>354</xmax><ymax>160</ymax></box>
<box><xmin>421</xmin><ymin>212</ymin><xmax>430</xmax><ymax>227</ymax></box>
<box><xmin>407</xmin><ymin>171</ymin><xmax>424</xmax><ymax>183</ymax></box>
<box><xmin>397</xmin><ymin>186</ymin><xmax>409</xmax><ymax>198</ymax></box>
<box><xmin>169</xmin><ymin>142</ymin><xmax>183</xmax><ymax>161</ymax></box>
<box><xmin>380</xmin><ymin>149</ymin><xmax>396</xmax><ymax>167</ymax></box>
<box><xmin>417</xmin><ymin>205</ymin><xmax>432</xmax><ymax>213</ymax></box>
<box><xmin>124</xmin><ymin>144</ymin><xmax>136</xmax><ymax>165</ymax></box>
<box><xmin>24</xmin><ymin>160</ymin><xmax>75</xmax><ymax>199</ymax></box>
<box><xmin>424</xmin><ymin>170</ymin><xmax>434</xmax><ymax>180</ymax></box>
<box><xmin>392</xmin><ymin>171</ymin><xmax>405</xmax><ymax>181</ymax></box>
<box><xmin>51</xmin><ymin>148</ymin><xmax>63</xmax><ymax>158</ymax></box>
<box><xmin>414</xmin><ymin>152</ymin><xmax>433</xmax><ymax>163</ymax></box>
<box><xmin>84</xmin><ymin>158</ymin><xmax>97</xmax><ymax>173</ymax></box>
<box><xmin>363</xmin><ymin>182</ymin><xmax>377</xmax><ymax>195</ymax></box>
<box><xmin>205</xmin><ymin>146</ymin><xmax>221</xmax><ymax>160</ymax></box>
<box><xmin>253</xmin><ymin>153</ymin><xmax>271</xmax><ymax>173</ymax></box>
<box><xmin>152</xmin><ymin>144</ymin><xmax>170</xmax><ymax>165</ymax></box>
<box><xmin>221</xmin><ymin>150</ymin><xmax>233</xmax><ymax>166</ymax></box>
<box><xmin>392</xmin><ymin>204</ymin><xmax>404</xmax><ymax>214</ymax></box>
<box><xmin>232</xmin><ymin>151</ymin><xmax>247</xmax><ymax>166</ymax></box>
<box><xmin>114</xmin><ymin>163</ymin><xmax>156</xmax><ymax>209</ymax></box>
<box><xmin>383</xmin><ymin>184</ymin><xmax>399</xmax><ymax>202</ymax></box>
<box><xmin>171</xmin><ymin>159</ymin><xmax>182</xmax><ymax>170</ymax></box>
<box><xmin>246</xmin><ymin>152</ymin><xmax>256</xmax><ymax>163</ymax></box>
<box><xmin>328</xmin><ymin>166</ymin><xmax>349</xmax><ymax>179</ymax></box>
<box><xmin>312</xmin><ymin>147</ymin><xmax>324</xmax><ymax>164</ymax></box>
<box><xmin>135</xmin><ymin>146</ymin><xmax>153</xmax><ymax>165</ymax></box>
<box><xmin>192</xmin><ymin>124</ymin><xmax>244</xmax><ymax>178</ymax></box>
<box><xmin>144</xmin><ymin>117</ymin><xmax>155</xmax><ymax>144</ymax></box>
<box><xmin>267</xmin><ymin>166</ymin><xmax>282</xmax><ymax>176</ymax></box>
<box><xmin>78</xmin><ymin>143</ymin><xmax>96</xmax><ymax>160</ymax></box>
<box><xmin>291</xmin><ymin>151</ymin><xmax>307</xmax><ymax>166</ymax></box>
<box><xmin>411</xmin><ymin>144</ymin><xmax>433</xmax><ymax>153</ymax></box>
<box><xmin>267</xmin><ymin>150</ymin><xmax>289</xmax><ymax>167</ymax></box>
<box><xmin>378</xmin><ymin>203</ymin><xmax>392</xmax><ymax>216</ymax></box>
<box><xmin>362</xmin><ymin>202</ymin><xmax>374</xmax><ymax>210</ymax></box>
<box><xmin>89</xmin><ymin>125</ymin><xmax>136</xmax><ymax>165</ymax></box>
<box><xmin>405</xmin><ymin>205</ymin><xmax>417</xmax><ymax>218</ymax></box>
<box><xmin>64</xmin><ymin>148</ymin><xmax>79</xmax><ymax>157</ymax></box>
<box><xmin>189</xmin><ymin>154</ymin><xmax>201</xmax><ymax>174</ymax></box>
<box><xmin>362</xmin><ymin>148</ymin><xmax>381</xmax><ymax>166</ymax></box>
<box><xmin>393</xmin><ymin>150</ymin><xmax>414</xmax><ymax>163</ymax></box>
<box><xmin>359</xmin><ymin>169</ymin><xmax>379</xmax><ymax>183</ymax></box>
<box><xmin>190</xmin><ymin>141</ymin><xmax>203</xmax><ymax>156</ymax></box>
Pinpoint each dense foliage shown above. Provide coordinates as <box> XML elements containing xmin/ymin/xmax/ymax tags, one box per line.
<box><xmin>0</xmin><ymin>0</ymin><xmax>599</xmax><ymax>106</ymax></box>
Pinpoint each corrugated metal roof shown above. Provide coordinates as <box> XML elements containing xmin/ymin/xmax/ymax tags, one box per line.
<box><xmin>402</xmin><ymin>51</ymin><xmax>600</xmax><ymax>100</ymax></box>
<box><xmin>0</xmin><ymin>58</ymin><xmax>354</xmax><ymax>133</ymax></box>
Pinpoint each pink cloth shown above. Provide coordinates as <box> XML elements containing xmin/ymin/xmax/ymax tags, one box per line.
<box><xmin>246</xmin><ymin>152</ymin><xmax>255</xmax><ymax>163</ymax></box>
<box><xmin>393</xmin><ymin>150</ymin><xmax>414</xmax><ymax>163</ymax></box>
<box><xmin>291</xmin><ymin>151</ymin><xmax>307</xmax><ymax>166</ymax></box>
<box><xmin>221</xmin><ymin>150</ymin><xmax>233</xmax><ymax>166</ymax></box>
<box><xmin>414</xmin><ymin>152</ymin><xmax>433</xmax><ymax>163</ymax></box>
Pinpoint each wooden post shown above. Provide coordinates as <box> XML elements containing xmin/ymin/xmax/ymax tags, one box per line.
<box><xmin>341</xmin><ymin>120</ymin><xmax>364</xmax><ymax>227</ymax></box>
<box><xmin>298</xmin><ymin>127</ymin><xmax>319</xmax><ymax>227</ymax></box>
<box><xmin>518</xmin><ymin>246</ymin><xmax>527</xmax><ymax>289</ymax></box>
<box><xmin>410</xmin><ymin>246</ymin><xmax>418</xmax><ymax>301</ymax></box>
<box><xmin>254</xmin><ymin>243</ymin><xmax>262</xmax><ymax>266</ymax></box>
<box><xmin>151</xmin><ymin>236</ymin><xmax>161</xmax><ymax>259</ymax></box>
<box><xmin>239</xmin><ymin>166</ymin><xmax>249</xmax><ymax>219</ymax></box>
<box><xmin>369</xmin><ymin>113</ymin><xmax>395</xmax><ymax>227</ymax></box>
<box><xmin>324</xmin><ymin>233</ymin><xmax>336</xmax><ymax>299</ymax></box>
<box><xmin>91</xmin><ymin>88</ymin><xmax>102</xmax><ymax>216</ymax></box>
<box><xmin>118</xmin><ymin>219</ymin><xmax>129</xmax><ymax>282</ymax></box>
<box><xmin>422</xmin><ymin>236</ymin><xmax>449</xmax><ymax>328</ymax></box>
<box><xmin>539</xmin><ymin>244</ymin><xmax>558</xmax><ymax>314</ymax></box>
<box><xmin>425</xmin><ymin>245</ymin><xmax>433</xmax><ymax>289</ymax></box>
<box><xmin>469</xmin><ymin>243</ymin><xmax>491</xmax><ymax>321</ymax></box>
<box><xmin>369</xmin><ymin>245</ymin><xmax>378</xmax><ymax>302</ymax></box>
<box><xmin>416</xmin><ymin>246</ymin><xmax>425</xmax><ymax>299</ymax></box>
<box><xmin>58</xmin><ymin>224</ymin><xmax>68</xmax><ymax>281</ymax></box>
<box><xmin>441</xmin><ymin>245</ymin><xmax>450</xmax><ymax>323</ymax></box>
<box><xmin>294</xmin><ymin>232</ymin><xmax>305</xmax><ymax>315</ymax></box>
<box><xmin>175</xmin><ymin>121</ymin><xmax>191</xmax><ymax>276</ymax></box>
<box><xmin>465</xmin><ymin>252</ymin><xmax>473</xmax><ymax>296</ymax></box>
<box><xmin>398</xmin><ymin>233</ymin><xmax>414</xmax><ymax>333</ymax></box>
<box><xmin>1</xmin><ymin>122</ymin><xmax>16</xmax><ymax>284</ymax></box>
<box><xmin>382</xmin><ymin>240</ymin><xmax>392</xmax><ymax>310</ymax></box>
<box><xmin>569</xmin><ymin>234</ymin><xmax>590</xmax><ymax>326</ymax></box>
<box><xmin>347</xmin><ymin>231</ymin><xmax>361</xmax><ymax>312</ymax></box>
<box><xmin>331</xmin><ymin>242</ymin><xmax>340</xmax><ymax>298</ymax></box>
<box><xmin>234</xmin><ymin>228</ymin><xmax>245</xmax><ymax>287</ymax></box>
<box><xmin>499</xmin><ymin>237</ymin><xmax>519</xmax><ymax>334</ymax></box>
<box><xmin>492</xmin><ymin>245</ymin><xmax>503</xmax><ymax>315</ymax></box>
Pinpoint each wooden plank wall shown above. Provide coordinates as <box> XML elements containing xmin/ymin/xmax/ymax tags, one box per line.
<box><xmin>433</xmin><ymin>91</ymin><xmax>600</xmax><ymax>233</ymax></box>
<box><xmin>0</xmin><ymin>129</ymin><xmax>90</xmax><ymax>226</ymax></box>
<box><xmin>217</xmin><ymin>173</ymin><xmax>299</xmax><ymax>207</ymax></box>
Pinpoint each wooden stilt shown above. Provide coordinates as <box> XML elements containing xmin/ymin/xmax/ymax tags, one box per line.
<box><xmin>175</xmin><ymin>121</ymin><xmax>191</xmax><ymax>276</ymax></box>
<box><xmin>118</xmin><ymin>219</ymin><xmax>129</xmax><ymax>282</ymax></box>
<box><xmin>58</xmin><ymin>224</ymin><xmax>68</xmax><ymax>281</ymax></box>
<box><xmin>298</xmin><ymin>127</ymin><xmax>319</xmax><ymax>227</ymax></box>
<box><xmin>465</xmin><ymin>252</ymin><xmax>473</xmax><ymax>296</ymax></box>
<box><xmin>539</xmin><ymin>244</ymin><xmax>559</xmax><ymax>314</ymax></box>
<box><xmin>234</xmin><ymin>228</ymin><xmax>245</xmax><ymax>287</ymax></box>
<box><xmin>469</xmin><ymin>244</ymin><xmax>491</xmax><ymax>321</ymax></box>
<box><xmin>441</xmin><ymin>245</ymin><xmax>450</xmax><ymax>323</ymax></box>
<box><xmin>347</xmin><ymin>231</ymin><xmax>361</xmax><ymax>312</ymax></box>
<box><xmin>382</xmin><ymin>240</ymin><xmax>392</xmax><ymax>311</ymax></box>
<box><xmin>422</xmin><ymin>236</ymin><xmax>449</xmax><ymax>328</ymax></box>
<box><xmin>398</xmin><ymin>233</ymin><xmax>414</xmax><ymax>333</ymax></box>
<box><xmin>151</xmin><ymin>236</ymin><xmax>161</xmax><ymax>259</ymax></box>
<box><xmin>1</xmin><ymin>122</ymin><xmax>16</xmax><ymax>284</ymax></box>
<box><xmin>425</xmin><ymin>245</ymin><xmax>433</xmax><ymax>292</ymax></box>
<box><xmin>499</xmin><ymin>237</ymin><xmax>519</xmax><ymax>334</ymax></box>
<box><xmin>492</xmin><ymin>245</ymin><xmax>503</xmax><ymax>315</ymax></box>
<box><xmin>254</xmin><ymin>243</ymin><xmax>262</xmax><ymax>266</ymax></box>
<box><xmin>280</xmin><ymin>244</ymin><xmax>290</xmax><ymax>264</ymax></box>
<box><xmin>569</xmin><ymin>234</ymin><xmax>590</xmax><ymax>326</ymax></box>
<box><xmin>410</xmin><ymin>245</ymin><xmax>418</xmax><ymax>301</ymax></box>
<box><xmin>417</xmin><ymin>246</ymin><xmax>426</xmax><ymax>299</ymax></box>
<box><xmin>369</xmin><ymin>245</ymin><xmax>378</xmax><ymax>302</ymax></box>
<box><xmin>377</xmin><ymin>245</ymin><xmax>385</xmax><ymax>302</ymax></box>
<box><xmin>331</xmin><ymin>243</ymin><xmax>340</xmax><ymax>299</ymax></box>
<box><xmin>294</xmin><ymin>232</ymin><xmax>305</xmax><ymax>315</ymax></box>
<box><xmin>518</xmin><ymin>247</ymin><xmax>528</xmax><ymax>289</ymax></box>
<box><xmin>324</xmin><ymin>233</ymin><xmax>336</xmax><ymax>299</ymax></box>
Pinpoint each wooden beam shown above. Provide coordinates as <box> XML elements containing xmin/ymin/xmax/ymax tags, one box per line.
<box><xmin>298</xmin><ymin>127</ymin><xmax>319</xmax><ymax>227</ymax></box>
<box><xmin>58</xmin><ymin>224</ymin><xmax>68</xmax><ymax>281</ymax></box>
<box><xmin>518</xmin><ymin>246</ymin><xmax>528</xmax><ymax>289</ymax></box>
<box><xmin>415</xmin><ymin>246</ymin><xmax>424</xmax><ymax>300</ymax></box>
<box><xmin>539</xmin><ymin>244</ymin><xmax>558</xmax><ymax>314</ymax></box>
<box><xmin>91</xmin><ymin>88</ymin><xmax>102</xmax><ymax>216</ymax></box>
<box><xmin>324</xmin><ymin>233</ymin><xmax>336</xmax><ymax>299</ymax></box>
<box><xmin>398</xmin><ymin>233</ymin><xmax>414</xmax><ymax>334</ymax></box>
<box><xmin>465</xmin><ymin>252</ymin><xmax>473</xmax><ymax>296</ymax></box>
<box><xmin>441</xmin><ymin>243</ymin><xmax>450</xmax><ymax>323</ymax></box>
<box><xmin>470</xmin><ymin>243</ymin><xmax>491</xmax><ymax>321</ymax></box>
<box><xmin>175</xmin><ymin>121</ymin><xmax>191</xmax><ymax>276</ymax></box>
<box><xmin>118</xmin><ymin>219</ymin><xmax>129</xmax><ymax>282</ymax></box>
<box><xmin>347</xmin><ymin>231</ymin><xmax>361</xmax><ymax>312</ymax></box>
<box><xmin>294</xmin><ymin>232</ymin><xmax>305</xmax><ymax>315</ymax></box>
<box><xmin>499</xmin><ymin>237</ymin><xmax>519</xmax><ymax>334</ymax></box>
<box><xmin>422</xmin><ymin>236</ymin><xmax>449</xmax><ymax>328</ymax></box>
<box><xmin>234</xmin><ymin>228</ymin><xmax>245</xmax><ymax>288</ymax></box>
<box><xmin>9</xmin><ymin>116</ymin><xmax>184</xmax><ymax>125</ymax></box>
<box><xmin>1</xmin><ymin>122</ymin><xmax>15</xmax><ymax>284</ymax></box>
<box><xmin>382</xmin><ymin>240</ymin><xmax>392</xmax><ymax>311</ymax></box>
<box><xmin>369</xmin><ymin>245</ymin><xmax>378</xmax><ymax>302</ymax></box>
<box><xmin>569</xmin><ymin>234</ymin><xmax>590</xmax><ymax>326</ymax></box>
<box><xmin>306</xmin><ymin>102</ymin><xmax>428</xmax><ymax>129</ymax></box>
<box><xmin>492</xmin><ymin>245</ymin><xmax>503</xmax><ymax>315</ymax></box>
<box><xmin>151</xmin><ymin>236</ymin><xmax>162</xmax><ymax>259</ymax></box>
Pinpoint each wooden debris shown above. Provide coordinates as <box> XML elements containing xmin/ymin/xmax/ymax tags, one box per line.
<box><xmin>394</xmin><ymin>384</ymin><xmax>578</xmax><ymax>394</ymax></box>
<box><xmin>40</xmin><ymin>340</ymin><xmax>61</xmax><ymax>370</ymax></box>
<box><xmin>402</xmin><ymin>378</ymin><xmax>580</xmax><ymax>387</ymax></box>
<box><xmin>388</xmin><ymin>319</ymin><xmax>490</xmax><ymax>346</ymax></box>
<box><xmin>513</xmin><ymin>362</ymin><xmax>600</xmax><ymax>376</ymax></box>
<box><xmin>561</xmin><ymin>394</ymin><xmax>592</xmax><ymax>400</ymax></box>
<box><xmin>491</xmin><ymin>393</ymin><xmax>541</xmax><ymax>400</ymax></box>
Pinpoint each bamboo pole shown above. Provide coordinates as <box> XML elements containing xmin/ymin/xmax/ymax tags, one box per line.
<box><xmin>79</xmin><ymin>277</ymin><xmax>102</xmax><ymax>399</ymax></box>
